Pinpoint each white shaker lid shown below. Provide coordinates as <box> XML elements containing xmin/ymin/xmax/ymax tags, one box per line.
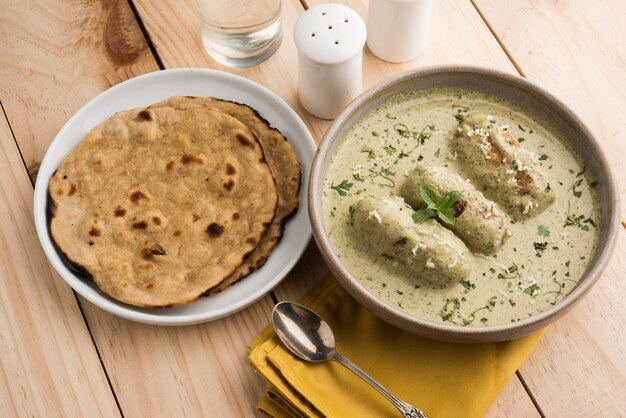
<box><xmin>294</xmin><ymin>3</ymin><xmax>366</xmax><ymax>65</ymax></box>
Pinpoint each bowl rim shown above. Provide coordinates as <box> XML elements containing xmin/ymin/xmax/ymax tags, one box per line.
<box><xmin>308</xmin><ymin>64</ymin><xmax>620</xmax><ymax>342</ymax></box>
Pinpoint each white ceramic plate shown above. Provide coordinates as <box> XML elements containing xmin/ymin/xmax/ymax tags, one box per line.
<box><xmin>33</xmin><ymin>68</ymin><xmax>316</xmax><ymax>325</ymax></box>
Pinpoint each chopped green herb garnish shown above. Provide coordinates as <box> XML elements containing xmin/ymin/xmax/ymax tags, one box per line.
<box><xmin>378</xmin><ymin>167</ymin><xmax>396</xmax><ymax>188</ymax></box>
<box><xmin>393</xmin><ymin>124</ymin><xmax>410</xmax><ymax>138</ymax></box>
<box><xmin>454</xmin><ymin>113</ymin><xmax>465</xmax><ymax>123</ymax></box>
<box><xmin>583</xmin><ymin>216</ymin><xmax>597</xmax><ymax>229</ymax></box>
<box><xmin>564</xmin><ymin>202</ymin><xmax>593</xmax><ymax>231</ymax></box>
<box><xmin>461</xmin><ymin>280</ymin><xmax>475</xmax><ymax>290</ymax></box>
<box><xmin>533</xmin><ymin>241</ymin><xmax>548</xmax><ymax>257</ymax></box>
<box><xmin>518</xmin><ymin>137</ymin><xmax>525</xmax><ymax>143</ymax></box>
<box><xmin>384</xmin><ymin>144</ymin><xmax>397</xmax><ymax>155</ymax></box>
<box><xmin>537</xmin><ymin>225</ymin><xmax>550</xmax><ymax>237</ymax></box>
<box><xmin>545</xmin><ymin>183</ymin><xmax>551</xmax><ymax>193</ymax></box>
<box><xmin>518</xmin><ymin>124</ymin><xmax>526</xmax><ymax>132</ymax></box>
<box><xmin>361</xmin><ymin>147</ymin><xmax>375</xmax><ymax>159</ymax></box>
<box><xmin>434</xmin><ymin>148</ymin><xmax>440</xmax><ymax>157</ymax></box>
<box><xmin>570</xmin><ymin>178</ymin><xmax>583</xmax><ymax>198</ymax></box>
<box><xmin>348</xmin><ymin>205</ymin><xmax>356</xmax><ymax>226</ymax></box>
<box><xmin>440</xmin><ymin>298</ymin><xmax>460</xmax><ymax>321</ymax></box>
<box><xmin>412</xmin><ymin>186</ymin><xmax>461</xmax><ymax>226</ymax></box>
<box><xmin>538</xmin><ymin>154</ymin><xmax>549</xmax><ymax>161</ymax></box>
<box><xmin>385</xmin><ymin>113</ymin><xmax>396</xmax><ymax>120</ymax></box>
<box><xmin>352</xmin><ymin>173</ymin><xmax>365</xmax><ymax>182</ymax></box>
<box><xmin>523</xmin><ymin>283</ymin><xmax>540</xmax><ymax>297</ymax></box>
<box><xmin>330</xmin><ymin>180</ymin><xmax>353</xmax><ymax>196</ymax></box>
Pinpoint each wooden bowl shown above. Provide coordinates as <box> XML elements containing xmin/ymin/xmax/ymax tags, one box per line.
<box><xmin>308</xmin><ymin>66</ymin><xmax>620</xmax><ymax>343</ymax></box>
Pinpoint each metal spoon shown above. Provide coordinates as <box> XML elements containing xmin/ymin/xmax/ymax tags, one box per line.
<box><xmin>272</xmin><ymin>301</ymin><xmax>427</xmax><ymax>418</ymax></box>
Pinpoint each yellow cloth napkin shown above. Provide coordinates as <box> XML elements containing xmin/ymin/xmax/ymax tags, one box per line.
<box><xmin>248</xmin><ymin>275</ymin><xmax>545</xmax><ymax>418</ymax></box>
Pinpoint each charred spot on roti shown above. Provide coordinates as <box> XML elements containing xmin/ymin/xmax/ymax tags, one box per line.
<box><xmin>236</xmin><ymin>133</ymin><xmax>252</xmax><ymax>146</ymax></box>
<box><xmin>130</xmin><ymin>191</ymin><xmax>148</xmax><ymax>204</ymax></box>
<box><xmin>166</xmin><ymin>161</ymin><xmax>175</xmax><ymax>171</ymax></box>
<box><xmin>255</xmin><ymin>257</ymin><xmax>267</xmax><ymax>268</ymax></box>
<box><xmin>114</xmin><ymin>207</ymin><xmax>127</xmax><ymax>217</ymax></box>
<box><xmin>223</xmin><ymin>180</ymin><xmax>235</xmax><ymax>191</ymax></box>
<box><xmin>132</xmin><ymin>221</ymin><xmax>148</xmax><ymax>229</ymax></box>
<box><xmin>206</xmin><ymin>223</ymin><xmax>224</xmax><ymax>237</ymax></box>
<box><xmin>141</xmin><ymin>249</ymin><xmax>155</xmax><ymax>261</ymax></box>
<box><xmin>226</xmin><ymin>163</ymin><xmax>237</xmax><ymax>174</ymax></box>
<box><xmin>68</xmin><ymin>184</ymin><xmax>77</xmax><ymax>196</ymax></box>
<box><xmin>246</xmin><ymin>237</ymin><xmax>257</xmax><ymax>246</ymax></box>
<box><xmin>232</xmin><ymin>212</ymin><xmax>240</xmax><ymax>220</ymax></box>
<box><xmin>152</xmin><ymin>216</ymin><xmax>161</xmax><ymax>225</ymax></box>
<box><xmin>89</xmin><ymin>227</ymin><xmax>101</xmax><ymax>237</ymax></box>
<box><xmin>136</xmin><ymin>110</ymin><xmax>153</xmax><ymax>121</ymax></box>
<box><xmin>173</xmin><ymin>230</ymin><xmax>181</xmax><ymax>237</ymax></box>
<box><xmin>149</xmin><ymin>245</ymin><xmax>166</xmax><ymax>255</ymax></box>
<box><xmin>181</xmin><ymin>154</ymin><xmax>205</xmax><ymax>165</ymax></box>
<box><xmin>57</xmin><ymin>188</ymin><xmax>64</xmax><ymax>195</ymax></box>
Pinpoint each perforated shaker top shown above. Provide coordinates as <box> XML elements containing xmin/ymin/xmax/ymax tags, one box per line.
<box><xmin>294</xmin><ymin>3</ymin><xmax>366</xmax><ymax>65</ymax></box>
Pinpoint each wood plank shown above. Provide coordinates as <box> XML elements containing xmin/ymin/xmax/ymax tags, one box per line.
<box><xmin>0</xmin><ymin>108</ymin><xmax>120</xmax><ymax>417</ymax></box>
<box><xmin>79</xmin><ymin>295</ymin><xmax>273</xmax><ymax>417</ymax></box>
<box><xmin>472</xmin><ymin>0</ymin><xmax>626</xmax><ymax>415</ymax></box>
<box><xmin>485</xmin><ymin>375</ymin><xmax>541</xmax><ymax>418</ymax></box>
<box><xmin>0</xmin><ymin>0</ymin><xmax>158</xmax><ymax>180</ymax></box>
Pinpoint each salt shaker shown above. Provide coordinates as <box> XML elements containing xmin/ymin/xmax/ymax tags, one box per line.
<box><xmin>293</xmin><ymin>4</ymin><xmax>366</xmax><ymax>120</ymax></box>
<box><xmin>366</xmin><ymin>0</ymin><xmax>433</xmax><ymax>63</ymax></box>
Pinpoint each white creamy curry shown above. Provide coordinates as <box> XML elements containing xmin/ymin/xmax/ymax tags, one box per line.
<box><xmin>323</xmin><ymin>88</ymin><xmax>600</xmax><ymax>326</ymax></box>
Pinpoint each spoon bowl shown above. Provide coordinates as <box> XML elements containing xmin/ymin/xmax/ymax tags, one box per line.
<box><xmin>272</xmin><ymin>301</ymin><xmax>336</xmax><ymax>362</ymax></box>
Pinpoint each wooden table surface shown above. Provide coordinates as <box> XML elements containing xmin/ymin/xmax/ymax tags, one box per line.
<box><xmin>1</xmin><ymin>0</ymin><xmax>624</xmax><ymax>416</ymax></box>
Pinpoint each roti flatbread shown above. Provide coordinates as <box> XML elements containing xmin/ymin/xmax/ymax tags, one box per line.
<box><xmin>151</xmin><ymin>97</ymin><xmax>301</xmax><ymax>293</ymax></box>
<box><xmin>48</xmin><ymin>107</ymin><xmax>278</xmax><ymax>307</ymax></box>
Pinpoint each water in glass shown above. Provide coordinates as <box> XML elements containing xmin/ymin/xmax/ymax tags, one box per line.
<box><xmin>197</xmin><ymin>0</ymin><xmax>282</xmax><ymax>68</ymax></box>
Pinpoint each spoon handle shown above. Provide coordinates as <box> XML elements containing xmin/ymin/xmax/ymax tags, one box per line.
<box><xmin>332</xmin><ymin>353</ymin><xmax>427</xmax><ymax>418</ymax></box>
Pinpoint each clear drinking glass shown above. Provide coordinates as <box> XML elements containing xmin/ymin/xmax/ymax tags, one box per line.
<box><xmin>197</xmin><ymin>0</ymin><xmax>283</xmax><ymax>68</ymax></box>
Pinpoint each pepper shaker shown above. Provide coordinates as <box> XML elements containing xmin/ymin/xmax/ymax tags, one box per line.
<box><xmin>367</xmin><ymin>0</ymin><xmax>433</xmax><ymax>63</ymax></box>
<box><xmin>294</xmin><ymin>4</ymin><xmax>366</xmax><ymax>120</ymax></box>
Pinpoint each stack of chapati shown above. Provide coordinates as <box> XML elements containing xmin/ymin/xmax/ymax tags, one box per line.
<box><xmin>48</xmin><ymin>97</ymin><xmax>300</xmax><ymax>307</ymax></box>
